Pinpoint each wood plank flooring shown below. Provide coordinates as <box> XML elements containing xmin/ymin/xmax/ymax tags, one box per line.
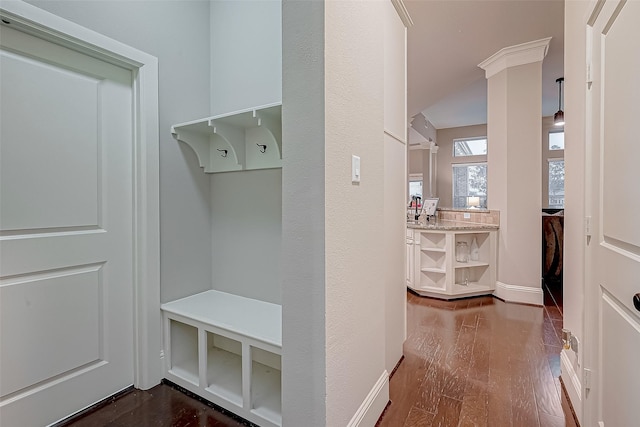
<box><xmin>377</xmin><ymin>291</ymin><xmax>578</xmax><ymax>427</ymax></box>
<box><xmin>63</xmin><ymin>290</ymin><xmax>577</xmax><ymax>427</ymax></box>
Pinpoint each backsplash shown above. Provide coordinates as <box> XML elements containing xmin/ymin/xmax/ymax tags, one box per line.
<box><xmin>437</xmin><ymin>209</ymin><xmax>500</xmax><ymax>225</ymax></box>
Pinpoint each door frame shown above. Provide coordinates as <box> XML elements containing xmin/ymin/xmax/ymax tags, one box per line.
<box><xmin>0</xmin><ymin>1</ymin><xmax>161</xmax><ymax>390</ymax></box>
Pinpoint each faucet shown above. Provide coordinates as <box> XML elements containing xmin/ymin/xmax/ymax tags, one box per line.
<box><xmin>414</xmin><ymin>196</ymin><xmax>422</xmax><ymax>221</ymax></box>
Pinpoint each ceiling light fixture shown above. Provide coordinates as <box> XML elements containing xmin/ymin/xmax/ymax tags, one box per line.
<box><xmin>554</xmin><ymin>77</ymin><xmax>565</xmax><ymax>126</ymax></box>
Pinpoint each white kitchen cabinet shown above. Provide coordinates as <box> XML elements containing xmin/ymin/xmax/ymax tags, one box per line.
<box><xmin>171</xmin><ymin>103</ymin><xmax>281</xmax><ymax>173</ymax></box>
<box><xmin>408</xmin><ymin>226</ymin><xmax>498</xmax><ymax>299</ymax></box>
<box><xmin>161</xmin><ymin>290</ymin><xmax>282</xmax><ymax>427</ymax></box>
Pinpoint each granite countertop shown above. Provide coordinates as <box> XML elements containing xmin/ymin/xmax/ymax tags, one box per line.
<box><xmin>407</xmin><ymin>220</ymin><xmax>499</xmax><ymax>231</ymax></box>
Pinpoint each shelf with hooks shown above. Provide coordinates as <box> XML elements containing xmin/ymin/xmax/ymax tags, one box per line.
<box><xmin>171</xmin><ymin>103</ymin><xmax>282</xmax><ymax>173</ymax></box>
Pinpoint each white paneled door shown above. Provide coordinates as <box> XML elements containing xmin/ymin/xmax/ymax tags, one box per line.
<box><xmin>0</xmin><ymin>23</ymin><xmax>135</xmax><ymax>426</ymax></box>
<box><xmin>587</xmin><ymin>1</ymin><xmax>640</xmax><ymax>426</ymax></box>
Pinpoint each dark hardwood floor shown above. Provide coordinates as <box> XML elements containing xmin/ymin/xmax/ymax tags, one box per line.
<box><xmin>65</xmin><ymin>289</ymin><xmax>576</xmax><ymax>427</ymax></box>
<box><xmin>377</xmin><ymin>291</ymin><xmax>577</xmax><ymax>427</ymax></box>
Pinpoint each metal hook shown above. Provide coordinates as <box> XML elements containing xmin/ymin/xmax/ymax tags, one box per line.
<box><xmin>257</xmin><ymin>143</ymin><xmax>267</xmax><ymax>154</ymax></box>
<box><xmin>217</xmin><ymin>149</ymin><xmax>228</xmax><ymax>158</ymax></box>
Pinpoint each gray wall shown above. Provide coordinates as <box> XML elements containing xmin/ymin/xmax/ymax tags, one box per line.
<box><xmin>208</xmin><ymin>0</ymin><xmax>282</xmax><ymax>304</ymax></box>
<box><xmin>281</xmin><ymin>0</ymin><xmax>327</xmax><ymax>424</ymax></box>
<box><xmin>210</xmin><ymin>169</ymin><xmax>282</xmax><ymax>304</ymax></box>
<box><xmin>24</xmin><ymin>0</ymin><xmax>214</xmax><ymax>304</ymax></box>
<box><xmin>210</xmin><ymin>0</ymin><xmax>282</xmax><ymax>115</ymax></box>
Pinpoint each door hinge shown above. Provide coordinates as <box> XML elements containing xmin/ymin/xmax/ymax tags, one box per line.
<box><xmin>585</xmin><ymin>216</ymin><xmax>592</xmax><ymax>237</ymax></box>
<box><xmin>584</xmin><ymin>368</ymin><xmax>592</xmax><ymax>390</ymax></box>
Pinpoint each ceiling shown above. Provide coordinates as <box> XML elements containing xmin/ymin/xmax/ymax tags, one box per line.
<box><xmin>405</xmin><ymin>0</ymin><xmax>565</xmax><ymax>131</ymax></box>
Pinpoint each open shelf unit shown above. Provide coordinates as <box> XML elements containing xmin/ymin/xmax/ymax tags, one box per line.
<box><xmin>161</xmin><ymin>290</ymin><xmax>282</xmax><ymax>427</ymax></box>
<box><xmin>407</xmin><ymin>227</ymin><xmax>497</xmax><ymax>299</ymax></box>
<box><xmin>171</xmin><ymin>103</ymin><xmax>282</xmax><ymax>173</ymax></box>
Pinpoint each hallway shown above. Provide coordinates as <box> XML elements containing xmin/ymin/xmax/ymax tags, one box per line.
<box><xmin>377</xmin><ymin>292</ymin><xmax>577</xmax><ymax>427</ymax></box>
<box><xmin>62</xmin><ymin>292</ymin><xmax>577</xmax><ymax>427</ymax></box>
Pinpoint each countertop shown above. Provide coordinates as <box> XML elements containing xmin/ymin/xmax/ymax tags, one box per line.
<box><xmin>407</xmin><ymin>220</ymin><xmax>499</xmax><ymax>231</ymax></box>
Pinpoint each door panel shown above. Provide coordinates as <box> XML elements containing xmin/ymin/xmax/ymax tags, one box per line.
<box><xmin>0</xmin><ymin>50</ymin><xmax>100</xmax><ymax>231</ymax></box>
<box><xmin>589</xmin><ymin>1</ymin><xmax>640</xmax><ymax>426</ymax></box>
<box><xmin>600</xmin><ymin>292</ymin><xmax>640</xmax><ymax>427</ymax></box>
<box><xmin>0</xmin><ymin>23</ymin><xmax>134</xmax><ymax>426</ymax></box>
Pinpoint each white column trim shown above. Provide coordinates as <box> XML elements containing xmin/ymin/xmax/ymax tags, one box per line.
<box><xmin>390</xmin><ymin>0</ymin><xmax>413</xmax><ymax>28</ymax></box>
<box><xmin>478</xmin><ymin>37</ymin><xmax>552</xmax><ymax>78</ymax></box>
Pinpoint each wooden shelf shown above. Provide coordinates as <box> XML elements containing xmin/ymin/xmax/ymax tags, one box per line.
<box><xmin>454</xmin><ymin>260</ymin><xmax>490</xmax><ymax>269</ymax></box>
<box><xmin>171</xmin><ymin>103</ymin><xmax>282</xmax><ymax>173</ymax></box>
<box><xmin>421</xmin><ymin>247</ymin><xmax>446</xmax><ymax>253</ymax></box>
<box><xmin>421</xmin><ymin>267</ymin><xmax>446</xmax><ymax>274</ymax></box>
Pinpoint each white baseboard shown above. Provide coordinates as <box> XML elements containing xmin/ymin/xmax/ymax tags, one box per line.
<box><xmin>560</xmin><ymin>349</ymin><xmax>582</xmax><ymax>424</ymax></box>
<box><xmin>347</xmin><ymin>370</ymin><xmax>389</xmax><ymax>427</ymax></box>
<box><xmin>493</xmin><ymin>281</ymin><xmax>544</xmax><ymax>306</ymax></box>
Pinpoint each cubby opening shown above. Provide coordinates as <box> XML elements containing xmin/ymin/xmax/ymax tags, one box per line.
<box><xmin>169</xmin><ymin>320</ymin><xmax>199</xmax><ymax>385</ymax></box>
<box><xmin>205</xmin><ymin>332</ymin><xmax>243</xmax><ymax>406</ymax></box>
<box><xmin>250</xmin><ymin>347</ymin><xmax>282</xmax><ymax>424</ymax></box>
<box><xmin>420</xmin><ymin>249</ymin><xmax>446</xmax><ymax>271</ymax></box>
<box><xmin>419</xmin><ymin>232</ymin><xmax>446</xmax><ymax>250</ymax></box>
<box><xmin>420</xmin><ymin>270</ymin><xmax>446</xmax><ymax>290</ymax></box>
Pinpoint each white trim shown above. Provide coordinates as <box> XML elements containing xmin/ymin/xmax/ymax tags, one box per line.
<box><xmin>0</xmin><ymin>1</ymin><xmax>161</xmax><ymax>390</ymax></box>
<box><xmin>493</xmin><ymin>281</ymin><xmax>544</xmax><ymax>306</ymax></box>
<box><xmin>347</xmin><ymin>371</ymin><xmax>390</xmax><ymax>427</ymax></box>
<box><xmin>561</xmin><ymin>350</ymin><xmax>583</xmax><ymax>424</ymax></box>
<box><xmin>390</xmin><ymin>0</ymin><xmax>413</xmax><ymax>28</ymax></box>
<box><xmin>384</xmin><ymin>129</ymin><xmax>407</xmax><ymax>145</ymax></box>
<box><xmin>478</xmin><ymin>37</ymin><xmax>552</xmax><ymax>79</ymax></box>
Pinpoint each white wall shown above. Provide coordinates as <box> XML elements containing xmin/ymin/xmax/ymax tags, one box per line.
<box><xmin>383</xmin><ymin>0</ymin><xmax>407</xmax><ymax>376</ymax></box>
<box><xmin>210</xmin><ymin>169</ymin><xmax>282</xmax><ymax>304</ymax></box>
<box><xmin>23</xmin><ymin>0</ymin><xmax>213</xmax><ymax>305</ymax></box>
<box><xmin>210</xmin><ymin>0</ymin><xmax>281</xmax><ymax>115</ymax></box>
<box><xmin>435</xmin><ymin>124</ymin><xmax>488</xmax><ymax>207</ymax></box>
<box><xmin>324</xmin><ymin>2</ymin><xmax>387</xmax><ymax>425</ymax></box>
<box><xmin>562</xmin><ymin>0</ymin><xmax>590</xmax><ymax>421</ymax></box>
<box><xmin>282</xmin><ymin>0</ymin><xmax>390</xmax><ymax>425</ymax></box>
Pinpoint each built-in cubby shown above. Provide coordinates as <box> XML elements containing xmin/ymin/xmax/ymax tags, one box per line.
<box><xmin>161</xmin><ymin>290</ymin><xmax>282</xmax><ymax>427</ymax></box>
<box><xmin>407</xmin><ymin>226</ymin><xmax>498</xmax><ymax>299</ymax></box>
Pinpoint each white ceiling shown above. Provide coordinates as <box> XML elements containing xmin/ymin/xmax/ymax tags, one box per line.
<box><xmin>406</xmin><ymin>0</ymin><xmax>565</xmax><ymax>130</ymax></box>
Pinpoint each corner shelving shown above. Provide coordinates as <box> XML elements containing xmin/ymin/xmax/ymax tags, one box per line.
<box><xmin>407</xmin><ymin>227</ymin><xmax>497</xmax><ymax>299</ymax></box>
<box><xmin>171</xmin><ymin>103</ymin><xmax>282</xmax><ymax>173</ymax></box>
<box><xmin>161</xmin><ymin>290</ymin><xmax>282</xmax><ymax>427</ymax></box>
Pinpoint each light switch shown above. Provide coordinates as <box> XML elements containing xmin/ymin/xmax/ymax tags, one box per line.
<box><xmin>352</xmin><ymin>155</ymin><xmax>361</xmax><ymax>183</ymax></box>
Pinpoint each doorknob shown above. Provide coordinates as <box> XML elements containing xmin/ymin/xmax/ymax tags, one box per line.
<box><xmin>634</xmin><ymin>293</ymin><xmax>640</xmax><ymax>312</ymax></box>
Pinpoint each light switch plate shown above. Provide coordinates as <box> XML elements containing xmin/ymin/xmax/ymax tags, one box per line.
<box><xmin>352</xmin><ymin>155</ymin><xmax>361</xmax><ymax>183</ymax></box>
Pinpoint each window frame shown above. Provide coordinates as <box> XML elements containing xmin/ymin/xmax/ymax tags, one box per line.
<box><xmin>452</xmin><ymin>136</ymin><xmax>488</xmax><ymax>157</ymax></box>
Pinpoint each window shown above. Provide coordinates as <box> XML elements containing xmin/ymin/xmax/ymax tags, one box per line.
<box><xmin>408</xmin><ymin>173</ymin><xmax>423</xmax><ymax>199</ymax></box>
<box><xmin>453</xmin><ymin>137</ymin><xmax>487</xmax><ymax>157</ymax></box>
<box><xmin>452</xmin><ymin>163</ymin><xmax>487</xmax><ymax>208</ymax></box>
<box><xmin>549</xmin><ymin>131</ymin><xmax>564</xmax><ymax>150</ymax></box>
<box><xmin>548</xmin><ymin>159</ymin><xmax>565</xmax><ymax>208</ymax></box>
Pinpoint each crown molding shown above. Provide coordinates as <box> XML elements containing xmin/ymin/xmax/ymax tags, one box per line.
<box><xmin>391</xmin><ymin>0</ymin><xmax>413</xmax><ymax>28</ymax></box>
<box><xmin>478</xmin><ymin>37</ymin><xmax>552</xmax><ymax>79</ymax></box>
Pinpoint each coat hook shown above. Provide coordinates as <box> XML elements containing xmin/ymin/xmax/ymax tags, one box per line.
<box><xmin>257</xmin><ymin>143</ymin><xmax>267</xmax><ymax>154</ymax></box>
<box><xmin>217</xmin><ymin>149</ymin><xmax>228</xmax><ymax>158</ymax></box>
